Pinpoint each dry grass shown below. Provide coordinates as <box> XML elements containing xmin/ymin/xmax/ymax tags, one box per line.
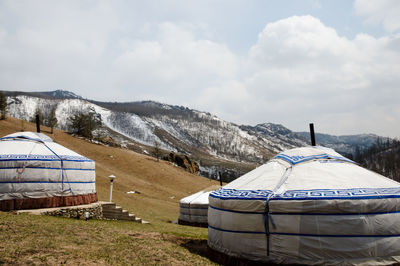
<box><xmin>0</xmin><ymin>212</ymin><xmax>215</xmax><ymax>265</ymax></box>
<box><xmin>0</xmin><ymin>117</ymin><xmax>221</xmax><ymax>265</ymax></box>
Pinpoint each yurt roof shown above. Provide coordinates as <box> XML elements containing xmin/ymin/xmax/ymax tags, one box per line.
<box><xmin>180</xmin><ymin>190</ymin><xmax>210</xmax><ymax>205</ymax></box>
<box><xmin>211</xmin><ymin>146</ymin><xmax>400</xmax><ymax>201</ymax></box>
<box><xmin>0</xmin><ymin>132</ymin><xmax>93</xmax><ymax>162</ymax></box>
<box><xmin>1</xmin><ymin>132</ymin><xmax>53</xmax><ymax>142</ymax></box>
<box><xmin>180</xmin><ymin>185</ymin><xmax>220</xmax><ymax>205</ymax></box>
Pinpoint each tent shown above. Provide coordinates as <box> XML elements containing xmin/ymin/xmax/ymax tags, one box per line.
<box><xmin>0</xmin><ymin>132</ymin><xmax>97</xmax><ymax>211</ymax></box>
<box><xmin>208</xmin><ymin>146</ymin><xmax>400</xmax><ymax>265</ymax></box>
<box><xmin>179</xmin><ymin>185</ymin><xmax>220</xmax><ymax>227</ymax></box>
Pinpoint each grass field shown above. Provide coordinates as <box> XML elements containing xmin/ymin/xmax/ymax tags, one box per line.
<box><xmin>0</xmin><ymin>118</ymin><xmax>221</xmax><ymax>265</ymax></box>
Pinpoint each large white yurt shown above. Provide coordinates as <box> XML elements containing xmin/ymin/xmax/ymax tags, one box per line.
<box><xmin>208</xmin><ymin>146</ymin><xmax>400</xmax><ymax>265</ymax></box>
<box><xmin>0</xmin><ymin>132</ymin><xmax>97</xmax><ymax>211</ymax></box>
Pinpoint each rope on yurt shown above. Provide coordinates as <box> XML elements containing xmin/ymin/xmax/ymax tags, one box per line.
<box><xmin>263</xmin><ymin>164</ymin><xmax>292</xmax><ymax>256</ymax></box>
<box><xmin>42</xmin><ymin>143</ymin><xmax>72</xmax><ymax>193</ymax></box>
<box><xmin>16</xmin><ymin>140</ymin><xmax>38</xmax><ymax>183</ymax></box>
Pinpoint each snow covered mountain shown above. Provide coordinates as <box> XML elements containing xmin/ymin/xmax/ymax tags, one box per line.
<box><xmin>2</xmin><ymin>90</ymin><xmax>382</xmax><ymax>179</ymax></box>
<box><xmin>5</xmin><ymin>93</ymin><xmax>306</xmax><ymax>161</ymax></box>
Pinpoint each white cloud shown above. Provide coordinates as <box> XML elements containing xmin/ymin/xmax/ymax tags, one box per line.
<box><xmin>0</xmin><ymin>1</ymin><xmax>399</xmax><ymax>137</ymax></box>
<box><xmin>354</xmin><ymin>0</ymin><xmax>400</xmax><ymax>33</ymax></box>
<box><xmin>211</xmin><ymin>16</ymin><xmax>400</xmax><ymax>136</ymax></box>
<box><xmin>112</xmin><ymin>22</ymin><xmax>238</xmax><ymax>101</ymax></box>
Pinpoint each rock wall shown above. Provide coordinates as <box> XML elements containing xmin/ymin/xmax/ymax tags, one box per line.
<box><xmin>41</xmin><ymin>203</ymin><xmax>103</xmax><ymax>220</ymax></box>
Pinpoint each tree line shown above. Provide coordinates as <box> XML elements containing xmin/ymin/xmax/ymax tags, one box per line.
<box><xmin>351</xmin><ymin>138</ymin><xmax>400</xmax><ymax>182</ymax></box>
<box><xmin>32</xmin><ymin>106</ymin><xmax>101</xmax><ymax>139</ymax></box>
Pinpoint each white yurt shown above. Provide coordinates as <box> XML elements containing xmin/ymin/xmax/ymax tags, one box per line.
<box><xmin>179</xmin><ymin>190</ymin><xmax>211</xmax><ymax>227</ymax></box>
<box><xmin>208</xmin><ymin>146</ymin><xmax>400</xmax><ymax>265</ymax></box>
<box><xmin>179</xmin><ymin>185</ymin><xmax>221</xmax><ymax>227</ymax></box>
<box><xmin>0</xmin><ymin>132</ymin><xmax>97</xmax><ymax>211</ymax></box>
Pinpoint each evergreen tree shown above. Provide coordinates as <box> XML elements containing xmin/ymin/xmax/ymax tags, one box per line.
<box><xmin>68</xmin><ymin>107</ymin><xmax>101</xmax><ymax>139</ymax></box>
<box><xmin>0</xmin><ymin>92</ymin><xmax>7</xmax><ymax>120</ymax></box>
<box><xmin>45</xmin><ymin>107</ymin><xmax>58</xmax><ymax>134</ymax></box>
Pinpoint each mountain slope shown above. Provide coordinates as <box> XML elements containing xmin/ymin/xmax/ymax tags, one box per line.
<box><xmin>5</xmin><ymin>93</ymin><xmax>305</xmax><ymax>165</ymax></box>
<box><xmin>3</xmin><ymin>90</ymin><xmax>385</xmax><ymax>180</ymax></box>
<box><xmin>353</xmin><ymin>138</ymin><xmax>400</xmax><ymax>182</ymax></box>
<box><xmin>295</xmin><ymin>131</ymin><xmax>381</xmax><ymax>156</ymax></box>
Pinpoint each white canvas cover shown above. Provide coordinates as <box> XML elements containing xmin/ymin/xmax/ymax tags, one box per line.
<box><xmin>208</xmin><ymin>146</ymin><xmax>400</xmax><ymax>265</ymax></box>
<box><xmin>0</xmin><ymin>132</ymin><xmax>96</xmax><ymax>200</ymax></box>
<box><xmin>179</xmin><ymin>190</ymin><xmax>211</xmax><ymax>224</ymax></box>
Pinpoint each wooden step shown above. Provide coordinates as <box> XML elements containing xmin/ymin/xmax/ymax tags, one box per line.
<box><xmin>99</xmin><ymin>202</ymin><xmax>147</xmax><ymax>224</ymax></box>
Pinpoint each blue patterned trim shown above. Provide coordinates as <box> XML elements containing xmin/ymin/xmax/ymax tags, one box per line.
<box><xmin>210</xmin><ymin>188</ymin><xmax>272</xmax><ymax>200</ymax></box>
<box><xmin>210</xmin><ymin>187</ymin><xmax>400</xmax><ymax>201</ymax></box>
<box><xmin>209</xmin><ymin>225</ymin><xmax>400</xmax><ymax>237</ymax></box>
<box><xmin>274</xmin><ymin>187</ymin><xmax>400</xmax><ymax>200</ymax></box>
<box><xmin>0</xmin><ymin>154</ymin><xmax>93</xmax><ymax>162</ymax></box>
<box><xmin>0</xmin><ymin>136</ymin><xmax>51</xmax><ymax>143</ymax></box>
<box><xmin>274</xmin><ymin>153</ymin><xmax>355</xmax><ymax>165</ymax></box>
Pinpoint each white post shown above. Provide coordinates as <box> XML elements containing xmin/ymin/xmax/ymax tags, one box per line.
<box><xmin>108</xmin><ymin>174</ymin><xmax>116</xmax><ymax>202</ymax></box>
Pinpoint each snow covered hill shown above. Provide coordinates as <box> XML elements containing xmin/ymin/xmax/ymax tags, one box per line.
<box><xmin>5</xmin><ymin>93</ymin><xmax>307</xmax><ymax>163</ymax></box>
<box><xmin>3</xmin><ymin>90</ymin><xmax>382</xmax><ymax>179</ymax></box>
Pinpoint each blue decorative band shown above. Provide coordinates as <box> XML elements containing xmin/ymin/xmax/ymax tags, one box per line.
<box><xmin>0</xmin><ymin>154</ymin><xmax>93</xmax><ymax>162</ymax></box>
<box><xmin>210</xmin><ymin>188</ymin><xmax>272</xmax><ymax>200</ymax></box>
<box><xmin>210</xmin><ymin>187</ymin><xmax>400</xmax><ymax>201</ymax></box>
<box><xmin>274</xmin><ymin>153</ymin><xmax>355</xmax><ymax>165</ymax></box>
<box><xmin>209</xmin><ymin>205</ymin><xmax>264</xmax><ymax>214</ymax></box>
<box><xmin>275</xmin><ymin>187</ymin><xmax>400</xmax><ymax>200</ymax></box>
<box><xmin>0</xmin><ymin>136</ymin><xmax>50</xmax><ymax>143</ymax></box>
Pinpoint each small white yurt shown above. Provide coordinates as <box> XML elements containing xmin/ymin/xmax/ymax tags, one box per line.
<box><xmin>208</xmin><ymin>146</ymin><xmax>400</xmax><ymax>265</ymax></box>
<box><xmin>179</xmin><ymin>190</ymin><xmax>210</xmax><ymax>227</ymax></box>
<box><xmin>179</xmin><ymin>185</ymin><xmax>220</xmax><ymax>227</ymax></box>
<box><xmin>0</xmin><ymin>132</ymin><xmax>97</xmax><ymax>211</ymax></box>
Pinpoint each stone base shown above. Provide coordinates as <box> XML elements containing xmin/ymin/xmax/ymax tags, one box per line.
<box><xmin>0</xmin><ymin>193</ymin><xmax>98</xmax><ymax>211</ymax></box>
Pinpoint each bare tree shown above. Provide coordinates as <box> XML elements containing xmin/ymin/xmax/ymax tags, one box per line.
<box><xmin>152</xmin><ymin>141</ymin><xmax>162</xmax><ymax>162</ymax></box>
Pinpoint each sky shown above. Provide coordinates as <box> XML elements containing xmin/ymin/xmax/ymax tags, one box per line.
<box><xmin>0</xmin><ymin>0</ymin><xmax>399</xmax><ymax>137</ymax></box>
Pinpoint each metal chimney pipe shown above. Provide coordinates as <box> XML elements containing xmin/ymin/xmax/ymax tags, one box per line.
<box><xmin>36</xmin><ymin>114</ymin><xmax>40</xmax><ymax>133</ymax></box>
<box><xmin>309</xmin><ymin>123</ymin><xmax>316</xmax><ymax>146</ymax></box>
